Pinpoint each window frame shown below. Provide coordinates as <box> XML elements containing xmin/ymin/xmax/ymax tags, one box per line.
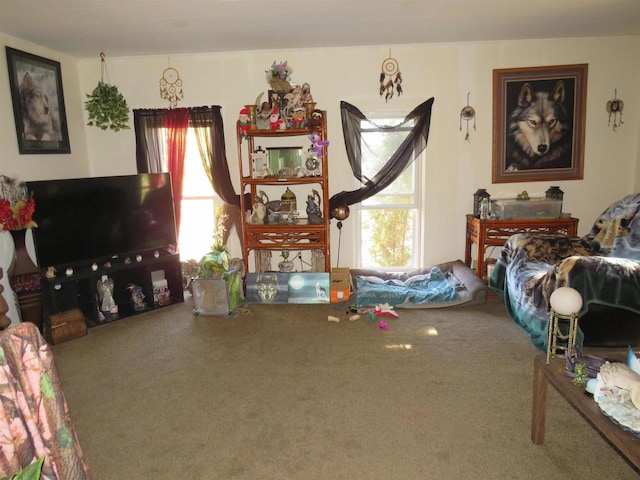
<box><xmin>354</xmin><ymin>119</ymin><xmax>424</xmax><ymax>271</ymax></box>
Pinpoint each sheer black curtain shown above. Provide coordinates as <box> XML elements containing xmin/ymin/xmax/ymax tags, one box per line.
<box><xmin>329</xmin><ymin>97</ymin><xmax>434</xmax><ymax>215</ymax></box>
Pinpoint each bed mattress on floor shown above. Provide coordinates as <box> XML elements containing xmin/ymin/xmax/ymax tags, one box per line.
<box><xmin>350</xmin><ymin>259</ymin><xmax>487</xmax><ymax>309</ymax></box>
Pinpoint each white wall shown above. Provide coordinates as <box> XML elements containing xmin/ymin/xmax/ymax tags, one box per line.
<box><xmin>0</xmin><ymin>33</ymin><xmax>89</xmax><ymax>180</ymax></box>
<box><xmin>3</xmin><ymin>33</ymin><xmax>640</xmax><ymax>269</ymax></box>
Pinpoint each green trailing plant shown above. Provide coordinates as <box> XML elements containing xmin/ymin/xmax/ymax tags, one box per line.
<box><xmin>0</xmin><ymin>456</ymin><xmax>44</xmax><ymax>480</ymax></box>
<box><xmin>84</xmin><ymin>81</ymin><xmax>130</xmax><ymax>131</ymax></box>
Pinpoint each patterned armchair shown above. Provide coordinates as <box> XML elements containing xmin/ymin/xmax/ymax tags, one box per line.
<box><xmin>489</xmin><ymin>193</ymin><xmax>640</xmax><ymax>350</ymax></box>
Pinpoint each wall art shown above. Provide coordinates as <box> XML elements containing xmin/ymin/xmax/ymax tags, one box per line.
<box><xmin>6</xmin><ymin>47</ymin><xmax>71</xmax><ymax>154</ymax></box>
<box><xmin>492</xmin><ymin>64</ymin><xmax>587</xmax><ymax>183</ymax></box>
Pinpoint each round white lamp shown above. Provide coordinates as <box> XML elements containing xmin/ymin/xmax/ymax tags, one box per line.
<box><xmin>547</xmin><ymin>287</ymin><xmax>583</xmax><ymax>364</ymax></box>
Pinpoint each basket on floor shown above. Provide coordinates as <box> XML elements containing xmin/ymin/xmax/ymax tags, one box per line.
<box><xmin>46</xmin><ymin>309</ymin><xmax>87</xmax><ymax>344</ymax></box>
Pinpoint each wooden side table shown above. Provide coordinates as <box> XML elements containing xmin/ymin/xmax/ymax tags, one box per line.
<box><xmin>465</xmin><ymin>214</ymin><xmax>579</xmax><ymax>281</ymax></box>
<box><xmin>532</xmin><ymin>354</ymin><xmax>640</xmax><ymax>469</ymax></box>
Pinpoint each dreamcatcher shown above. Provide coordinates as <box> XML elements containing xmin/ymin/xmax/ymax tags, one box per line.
<box><xmin>460</xmin><ymin>92</ymin><xmax>476</xmax><ymax>142</ymax></box>
<box><xmin>606</xmin><ymin>89</ymin><xmax>624</xmax><ymax>131</ymax></box>
<box><xmin>379</xmin><ymin>51</ymin><xmax>403</xmax><ymax>102</ymax></box>
<box><xmin>159</xmin><ymin>58</ymin><xmax>184</xmax><ymax>108</ymax></box>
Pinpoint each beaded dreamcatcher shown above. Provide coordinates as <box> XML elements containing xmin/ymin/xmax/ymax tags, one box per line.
<box><xmin>159</xmin><ymin>58</ymin><xmax>184</xmax><ymax>108</ymax></box>
<box><xmin>379</xmin><ymin>51</ymin><xmax>403</xmax><ymax>102</ymax></box>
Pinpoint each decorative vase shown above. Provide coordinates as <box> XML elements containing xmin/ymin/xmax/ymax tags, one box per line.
<box><xmin>0</xmin><ymin>230</ymin><xmax>21</xmax><ymax>326</ymax></box>
<box><xmin>245</xmin><ymin>104</ymin><xmax>258</xmax><ymax>129</ymax></box>
<box><xmin>303</xmin><ymin>102</ymin><xmax>317</xmax><ymax>121</ymax></box>
<box><xmin>10</xmin><ymin>228</ymin><xmax>38</xmax><ymax>276</ymax></box>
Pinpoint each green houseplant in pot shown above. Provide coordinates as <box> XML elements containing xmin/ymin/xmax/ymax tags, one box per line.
<box><xmin>84</xmin><ymin>81</ymin><xmax>130</xmax><ymax>131</ymax></box>
<box><xmin>84</xmin><ymin>53</ymin><xmax>130</xmax><ymax>132</ymax></box>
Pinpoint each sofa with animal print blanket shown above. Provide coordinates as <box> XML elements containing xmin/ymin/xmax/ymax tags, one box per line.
<box><xmin>489</xmin><ymin>192</ymin><xmax>640</xmax><ymax>351</ymax></box>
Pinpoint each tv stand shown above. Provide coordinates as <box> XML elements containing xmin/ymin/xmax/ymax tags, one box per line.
<box><xmin>41</xmin><ymin>248</ymin><xmax>183</xmax><ymax>331</ymax></box>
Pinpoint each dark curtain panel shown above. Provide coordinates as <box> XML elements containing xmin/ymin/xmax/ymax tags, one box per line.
<box><xmin>133</xmin><ymin>109</ymin><xmax>165</xmax><ymax>173</ymax></box>
<box><xmin>329</xmin><ymin>97</ymin><xmax>434</xmax><ymax>216</ymax></box>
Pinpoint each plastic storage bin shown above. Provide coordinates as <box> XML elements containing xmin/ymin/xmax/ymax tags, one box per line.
<box><xmin>492</xmin><ymin>198</ymin><xmax>562</xmax><ymax>219</ymax></box>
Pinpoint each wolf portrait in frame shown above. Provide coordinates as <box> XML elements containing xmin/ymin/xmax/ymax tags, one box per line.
<box><xmin>492</xmin><ymin>64</ymin><xmax>587</xmax><ymax>183</ymax></box>
<box><xmin>6</xmin><ymin>47</ymin><xmax>71</xmax><ymax>154</ymax></box>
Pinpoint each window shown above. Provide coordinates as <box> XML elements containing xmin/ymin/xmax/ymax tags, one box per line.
<box><xmin>159</xmin><ymin>128</ymin><xmax>218</xmax><ymax>262</ymax></box>
<box><xmin>356</xmin><ymin>119</ymin><xmax>421</xmax><ymax>270</ymax></box>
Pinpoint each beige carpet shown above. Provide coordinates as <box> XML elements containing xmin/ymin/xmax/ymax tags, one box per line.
<box><xmin>51</xmin><ymin>296</ymin><xmax>639</xmax><ymax>479</ymax></box>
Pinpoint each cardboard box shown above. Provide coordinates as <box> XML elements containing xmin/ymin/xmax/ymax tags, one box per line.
<box><xmin>330</xmin><ymin>268</ymin><xmax>351</xmax><ymax>303</ymax></box>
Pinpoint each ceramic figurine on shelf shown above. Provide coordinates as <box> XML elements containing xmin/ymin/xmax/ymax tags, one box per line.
<box><xmin>269</xmin><ymin>106</ymin><xmax>285</xmax><ymax>131</ymax></box>
<box><xmin>128</xmin><ymin>283</ymin><xmax>146</xmax><ymax>311</ymax></box>
<box><xmin>239</xmin><ymin>107</ymin><xmax>251</xmax><ymax>139</ymax></box>
<box><xmin>289</xmin><ymin>107</ymin><xmax>307</xmax><ymax>129</ymax></box>
<box><xmin>97</xmin><ymin>275</ymin><xmax>117</xmax><ymax>313</ymax></box>
<box><xmin>306</xmin><ymin>189</ymin><xmax>323</xmax><ymax>224</ymax></box>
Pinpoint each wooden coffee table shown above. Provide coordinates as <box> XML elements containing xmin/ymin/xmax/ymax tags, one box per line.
<box><xmin>532</xmin><ymin>354</ymin><xmax>640</xmax><ymax>469</ymax></box>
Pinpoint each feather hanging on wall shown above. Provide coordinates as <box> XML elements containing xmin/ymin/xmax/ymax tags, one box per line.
<box><xmin>378</xmin><ymin>50</ymin><xmax>403</xmax><ymax>102</ymax></box>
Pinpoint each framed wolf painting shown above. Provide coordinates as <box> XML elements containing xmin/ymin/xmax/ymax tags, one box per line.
<box><xmin>492</xmin><ymin>64</ymin><xmax>587</xmax><ymax>183</ymax></box>
<box><xmin>5</xmin><ymin>47</ymin><xmax>71</xmax><ymax>154</ymax></box>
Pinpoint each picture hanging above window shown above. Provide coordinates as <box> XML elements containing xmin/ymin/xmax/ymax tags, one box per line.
<box><xmin>606</xmin><ymin>89</ymin><xmax>624</xmax><ymax>131</ymax></box>
<box><xmin>492</xmin><ymin>64</ymin><xmax>588</xmax><ymax>183</ymax></box>
<box><xmin>5</xmin><ymin>47</ymin><xmax>71</xmax><ymax>154</ymax></box>
<box><xmin>378</xmin><ymin>51</ymin><xmax>403</xmax><ymax>102</ymax></box>
<box><xmin>159</xmin><ymin>58</ymin><xmax>184</xmax><ymax>108</ymax></box>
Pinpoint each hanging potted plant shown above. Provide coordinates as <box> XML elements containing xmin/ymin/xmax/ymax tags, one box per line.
<box><xmin>84</xmin><ymin>53</ymin><xmax>130</xmax><ymax>131</ymax></box>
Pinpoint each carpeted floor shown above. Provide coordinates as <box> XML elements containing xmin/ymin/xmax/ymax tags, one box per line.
<box><xmin>51</xmin><ymin>296</ymin><xmax>639</xmax><ymax>479</ymax></box>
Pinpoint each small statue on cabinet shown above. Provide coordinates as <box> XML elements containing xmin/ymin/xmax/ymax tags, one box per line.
<box><xmin>97</xmin><ymin>275</ymin><xmax>118</xmax><ymax>314</ymax></box>
<box><xmin>306</xmin><ymin>189</ymin><xmax>323</xmax><ymax>224</ymax></box>
<box><xmin>128</xmin><ymin>284</ymin><xmax>146</xmax><ymax>311</ymax></box>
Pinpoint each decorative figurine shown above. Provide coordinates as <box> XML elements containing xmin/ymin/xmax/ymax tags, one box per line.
<box><xmin>46</xmin><ymin>266</ymin><xmax>57</xmax><ymax>279</ymax></box>
<box><xmin>128</xmin><ymin>284</ymin><xmax>146</xmax><ymax>311</ymax></box>
<box><xmin>573</xmin><ymin>363</ymin><xmax>588</xmax><ymax>386</ymax></box>
<box><xmin>289</xmin><ymin>107</ymin><xmax>307</xmax><ymax>129</ymax></box>
<box><xmin>97</xmin><ymin>275</ymin><xmax>117</xmax><ymax>314</ymax></box>
<box><xmin>239</xmin><ymin>107</ymin><xmax>251</xmax><ymax>139</ymax></box>
<box><xmin>306</xmin><ymin>189</ymin><xmax>323</xmax><ymax>224</ymax></box>
<box><xmin>269</xmin><ymin>106</ymin><xmax>285</xmax><ymax>131</ymax></box>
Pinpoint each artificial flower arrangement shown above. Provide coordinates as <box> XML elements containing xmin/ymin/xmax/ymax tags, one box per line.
<box><xmin>265</xmin><ymin>60</ymin><xmax>293</xmax><ymax>92</ymax></box>
<box><xmin>0</xmin><ymin>175</ymin><xmax>37</xmax><ymax>231</ymax></box>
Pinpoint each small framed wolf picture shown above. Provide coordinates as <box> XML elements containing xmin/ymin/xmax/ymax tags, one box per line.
<box><xmin>492</xmin><ymin>64</ymin><xmax>587</xmax><ymax>183</ymax></box>
<box><xmin>5</xmin><ymin>47</ymin><xmax>71</xmax><ymax>154</ymax></box>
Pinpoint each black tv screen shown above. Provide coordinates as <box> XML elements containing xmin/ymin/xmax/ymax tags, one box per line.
<box><xmin>28</xmin><ymin>173</ymin><xmax>177</xmax><ymax>267</ymax></box>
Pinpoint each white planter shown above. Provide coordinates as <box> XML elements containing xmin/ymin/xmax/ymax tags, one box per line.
<box><xmin>0</xmin><ymin>231</ymin><xmax>22</xmax><ymax>326</ymax></box>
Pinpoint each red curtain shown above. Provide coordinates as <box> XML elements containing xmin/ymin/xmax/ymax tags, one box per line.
<box><xmin>164</xmin><ymin>108</ymin><xmax>189</xmax><ymax>236</ymax></box>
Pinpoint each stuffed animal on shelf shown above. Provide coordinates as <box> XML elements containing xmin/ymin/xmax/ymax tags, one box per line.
<box><xmin>308</xmin><ymin>132</ymin><xmax>329</xmax><ymax>157</ymax></box>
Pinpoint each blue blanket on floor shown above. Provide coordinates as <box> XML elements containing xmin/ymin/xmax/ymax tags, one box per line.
<box><xmin>355</xmin><ymin>266</ymin><xmax>459</xmax><ymax>307</ymax></box>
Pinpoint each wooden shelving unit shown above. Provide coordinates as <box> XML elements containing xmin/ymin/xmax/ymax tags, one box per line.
<box><xmin>236</xmin><ymin>110</ymin><xmax>330</xmax><ymax>273</ymax></box>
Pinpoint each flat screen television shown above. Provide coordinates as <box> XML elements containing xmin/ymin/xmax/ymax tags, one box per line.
<box><xmin>28</xmin><ymin>173</ymin><xmax>177</xmax><ymax>267</ymax></box>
